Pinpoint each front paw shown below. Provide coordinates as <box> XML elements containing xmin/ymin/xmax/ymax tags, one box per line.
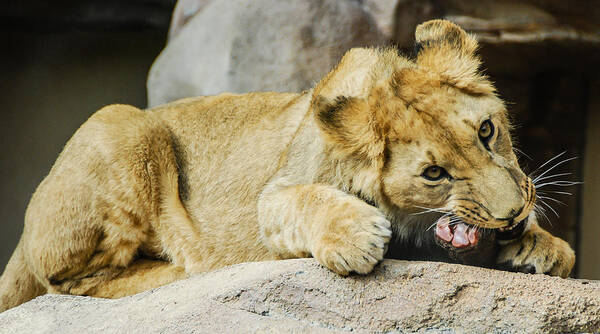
<box><xmin>497</xmin><ymin>225</ymin><xmax>575</xmax><ymax>278</ymax></box>
<box><xmin>312</xmin><ymin>204</ymin><xmax>391</xmax><ymax>275</ymax></box>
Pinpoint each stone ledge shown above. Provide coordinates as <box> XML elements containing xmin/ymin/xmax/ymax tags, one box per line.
<box><xmin>1</xmin><ymin>259</ymin><xmax>598</xmax><ymax>333</ymax></box>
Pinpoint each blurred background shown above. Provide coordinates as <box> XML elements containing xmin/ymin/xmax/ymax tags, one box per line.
<box><xmin>1</xmin><ymin>0</ymin><xmax>598</xmax><ymax>279</ymax></box>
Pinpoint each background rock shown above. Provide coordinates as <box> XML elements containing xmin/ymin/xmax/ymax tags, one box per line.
<box><xmin>147</xmin><ymin>0</ymin><xmax>384</xmax><ymax>107</ymax></box>
<box><xmin>168</xmin><ymin>0</ymin><xmax>212</xmax><ymax>41</ymax></box>
<box><xmin>1</xmin><ymin>259</ymin><xmax>599</xmax><ymax>333</ymax></box>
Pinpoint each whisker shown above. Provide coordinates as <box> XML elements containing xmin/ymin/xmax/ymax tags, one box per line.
<box><xmin>534</xmin><ymin>204</ymin><xmax>552</xmax><ymax>227</ymax></box>
<box><xmin>535</xmin><ymin>180</ymin><xmax>583</xmax><ymax>189</ymax></box>
<box><xmin>513</xmin><ymin>148</ymin><xmax>533</xmax><ymax>161</ymax></box>
<box><xmin>530</xmin><ymin>151</ymin><xmax>566</xmax><ymax>176</ymax></box>
<box><xmin>532</xmin><ymin>156</ymin><xmax>578</xmax><ymax>183</ymax></box>
<box><xmin>426</xmin><ymin>213</ymin><xmax>456</xmax><ymax>231</ymax></box>
<box><xmin>537</xmin><ymin>195</ymin><xmax>566</xmax><ymax>206</ymax></box>
<box><xmin>426</xmin><ymin>221</ymin><xmax>438</xmax><ymax>231</ymax></box>
<box><xmin>412</xmin><ymin>209</ymin><xmax>442</xmax><ymax>216</ymax></box>
<box><xmin>540</xmin><ymin>190</ymin><xmax>573</xmax><ymax>196</ymax></box>
<box><xmin>538</xmin><ymin>199</ymin><xmax>560</xmax><ymax>218</ymax></box>
<box><xmin>411</xmin><ymin>205</ymin><xmax>451</xmax><ymax>216</ymax></box>
<box><xmin>541</xmin><ymin>206</ymin><xmax>552</xmax><ymax>226</ymax></box>
<box><xmin>534</xmin><ymin>172</ymin><xmax>572</xmax><ymax>183</ymax></box>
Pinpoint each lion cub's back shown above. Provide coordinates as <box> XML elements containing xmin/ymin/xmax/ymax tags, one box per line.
<box><xmin>150</xmin><ymin>92</ymin><xmax>310</xmax><ymax>264</ymax></box>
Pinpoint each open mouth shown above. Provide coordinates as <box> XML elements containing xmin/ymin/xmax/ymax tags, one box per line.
<box><xmin>435</xmin><ymin>216</ymin><xmax>528</xmax><ymax>248</ymax></box>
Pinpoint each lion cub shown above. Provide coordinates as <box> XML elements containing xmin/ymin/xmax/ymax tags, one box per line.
<box><xmin>0</xmin><ymin>20</ymin><xmax>574</xmax><ymax>312</ymax></box>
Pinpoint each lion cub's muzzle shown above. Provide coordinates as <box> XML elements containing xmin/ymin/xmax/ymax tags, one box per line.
<box><xmin>452</xmin><ymin>176</ymin><xmax>535</xmax><ymax>230</ymax></box>
<box><xmin>434</xmin><ymin>176</ymin><xmax>535</xmax><ymax>248</ymax></box>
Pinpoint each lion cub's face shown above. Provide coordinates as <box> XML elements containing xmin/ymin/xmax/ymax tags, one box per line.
<box><xmin>381</xmin><ymin>86</ymin><xmax>534</xmax><ymax>229</ymax></box>
<box><xmin>313</xmin><ymin>21</ymin><xmax>535</xmax><ymax>230</ymax></box>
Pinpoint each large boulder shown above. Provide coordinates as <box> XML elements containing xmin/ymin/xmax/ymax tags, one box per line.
<box><xmin>148</xmin><ymin>0</ymin><xmax>599</xmax><ymax>106</ymax></box>
<box><xmin>147</xmin><ymin>0</ymin><xmax>384</xmax><ymax>107</ymax></box>
<box><xmin>1</xmin><ymin>259</ymin><xmax>598</xmax><ymax>333</ymax></box>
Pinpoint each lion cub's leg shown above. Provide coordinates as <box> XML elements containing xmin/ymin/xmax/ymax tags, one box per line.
<box><xmin>45</xmin><ymin>260</ymin><xmax>186</xmax><ymax>299</ymax></box>
<box><xmin>258</xmin><ymin>183</ymin><xmax>392</xmax><ymax>275</ymax></box>
<box><xmin>497</xmin><ymin>222</ymin><xmax>575</xmax><ymax>278</ymax></box>
<box><xmin>150</xmin><ymin>168</ymin><xmax>207</xmax><ymax>274</ymax></box>
<box><xmin>21</xmin><ymin>105</ymin><xmax>204</xmax><ymax>303</ymax></box>
<box><xmin>0</xmin><ymin>241</ymin><xmax>46</xmax><ymax>312</ymax></box>
<box><xmin>84</xmin><ymin>260</ymin><xmax>186</xmax><ymax>298</ymax></box>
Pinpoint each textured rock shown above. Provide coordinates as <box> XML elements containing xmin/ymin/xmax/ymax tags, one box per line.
<box><xmin>167</xmin><ymin>0</ymin><xmax>212</xmax><ymax>41</ymax></box>
<box><xmin>147</xmin><ymin>0</ymin><xmax>384</xmax><ymax>106</ymax></box>
<box><xmin>1</xmin><ymin>259</ymin><xmax>599</xmax><ymax>333</ymax></box>
<box><xmin>166</xmin><ymin>0</ymin><xmax>399</xmax><ymax>41</ymax></box>
<box><xmin>360</xmin><ymin>0</ymin><xmax>400</xmax><ymax>40</ymax></box>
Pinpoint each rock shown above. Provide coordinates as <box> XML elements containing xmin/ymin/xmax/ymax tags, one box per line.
<box><xmin>147</xmin><ymin>0</ymin><xmax>384</xmax><ymax>107</ymax></box>
<box><xmin>149</xmin><ymin>0</ymin><xmax>599</xmax><ymax>106</ymax></box>
<box><xmin>167</xmin><ymin>0</ymin><xmax>213</xmax><ymax>41</ymax></box>
<box><xmin>167</xmin><ymin>0</ymin><xmax>400</xmax><ymax>42</ymax></box>
<box><xmin>1</xmin><ymin>259</ymin><xmax>599</xmax><ymax>333</ymax></box>
<box><xmin>360</xmin><ymin>0</ymin><xmax>400</xmax><ymax>41</ymax></box>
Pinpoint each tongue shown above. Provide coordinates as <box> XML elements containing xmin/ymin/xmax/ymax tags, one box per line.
<box><xmin>452</xmin><ymin>223</ymin><xmax>470</xmax><ymax>247</ymax></box>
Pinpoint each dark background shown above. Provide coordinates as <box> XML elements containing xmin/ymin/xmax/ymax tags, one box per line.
<box><xmin>1</xmin><ymin>0</ymin><xmax>598</xmax><ymax>279</ymax></box>
<box><xmin>0</xmin><ymin>0</ymin><xmax>174</xmax><ymax>271</ymax></box>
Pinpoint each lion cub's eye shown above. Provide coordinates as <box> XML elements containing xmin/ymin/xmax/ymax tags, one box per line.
<box><xmin>478</xmin><ymin>120</ymin><xmax>495</xmax><ymax>147</ymax></box>
<box><xmin>422</xmin><ymin>166</ymin><xmax>447</xmax><ymax>181</ymax></box>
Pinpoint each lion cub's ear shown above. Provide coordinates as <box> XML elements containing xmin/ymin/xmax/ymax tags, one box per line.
<box><xmin>313</xmin><ymin>95</ymin><xmax>385</xmax><ymax>162</ymax></box>
<box><xmin>414</xmin><ymin>19</ymin><xmax>478</xmax><ymax>59</ymax></box>
<box><xmin>414</xmin><ymin>19</ymin><xmax>494</xmax><ymax>94</ymax></box>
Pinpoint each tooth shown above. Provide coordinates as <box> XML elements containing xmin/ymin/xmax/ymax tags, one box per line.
<box><xmin>452</xmin><ymin>223</ymin><xmax>470</xmax><ymax>247</ymax></box>
<box><xmin>435</xmin><ymin>216</ymin><xmax>453</xmax><ymax>242</ymax></box>
<box><xmin>437</xmin><ymin>216</ymin><xmax>450</xmax><ymax>228</ymax></box>
<box><xmin>468</xmin><ymin>227</ymin><xmax>478</xmax><ymax>244</ymax></box>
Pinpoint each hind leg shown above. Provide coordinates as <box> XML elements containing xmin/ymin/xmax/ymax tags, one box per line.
<box><xmin>30</xmin><ymin>219</ymin><xmax>188</xmax><ymax>299</ymax></box>
<box><xmin>89</xmin><ymin>260</ymin><xmax>186</xmax><ymax>298</ymax></box>
<box><xmin>0</xmin><ymin>240</ymin><xmax>46</xmax><ymax>312</ymax></box>
<box><xmin>19</xmin><ymin>105</ymin><xmax>203</xmax><ymax>303</ymax></box>
<box><xmin>50</xmin><ymin>259</ymin><xmax>186</xmax><ymax>299</ymax></box>
<box><xmin>31</xmin><ymin>212</ymin><xmax>186</xmax><ymax>298</ymax></box>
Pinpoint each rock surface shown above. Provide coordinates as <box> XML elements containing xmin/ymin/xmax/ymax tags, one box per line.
<box><xmin>1</xmin><ymin>259</ymin><xmax>599</xmax><ymax>333</ymax></box>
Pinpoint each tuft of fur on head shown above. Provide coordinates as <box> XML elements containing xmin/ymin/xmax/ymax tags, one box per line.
<box><xmin>414</xmin><ymin>19</ymin><xmax>495</xmax><ymax>95</ymax></box>
<box><xmin>311</xmin><ymin>47</ymin><xmax>406</xmax><ymax>206</ymax></box>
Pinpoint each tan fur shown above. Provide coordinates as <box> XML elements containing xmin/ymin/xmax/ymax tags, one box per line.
<box><xmin>0</xmin><ymin>20</ymin><xmax>574</xmax><ymax>312</ymax></box>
